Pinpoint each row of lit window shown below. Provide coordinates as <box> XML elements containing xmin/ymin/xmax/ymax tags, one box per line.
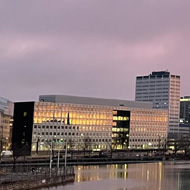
<box><xmin>130</xmin><ymin>139</ymin><xmax>161</xmax><ymax>142</ymax></box>
<box><xmin>34</xmin><ymin>125</ymin><xmax>111</xmax><ymax>131</ymax></box>
<box><xmin>34</xmin><ymin>118</ymin><xmax>113</xmax><ymax>125</ymax></box>
<box><xmin>130</xmin><ymin>117</ymin><xmax>168</xmax><ymax>122</ymax></box>
<box><xmin>112</xmin><ymin>128</ymin><xmax>129</xmax><ymax>132</ymax></box>
<box><xmin>34</xmin><ymin>125</ymin><xmax>79</xmax><ymax>130</ymax></box>
<box><xmin>131</xmin><ymin>127</ymin><xmax>167</xmax><ymax>131</ymax></box>
<box><xmin>130</xmin><ymin>133</ymin><xmax>166</xmax><ymax>137</ymax></box>
<box><xmin>35</xmin><ymin>104</ymin><xmax>112</xmax><ymax>113</ymax></box>
<box><xmin>32</xmin><ymin>138</ymin><xmax>112</xmax><ymax>143</ymax></box>
<box><xmin>34</xmin><ymin>112</ymin><xmax>113</xmax><ymax>119</ymax></box>
<box><xmin>33</xmin><ymin>132</ymin><xmax>111</xmax><ymax>137</ymax></box>
<box><xmin>130</xmin><ymin>112</ymin><xmax>167</xmax><ymax>117</ymax></box>
<box><xmin>113</xmin><ymin>116</ymin><xmax>129</xmax><ymax>121</ymax></box>
<box><xmin>130</xmin><ymin>124</ymin><xmax>167</xmax><ymax>128</ymax></box>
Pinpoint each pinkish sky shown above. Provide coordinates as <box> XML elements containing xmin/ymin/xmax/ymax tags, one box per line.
<box><xmin>0</xmin><ymin>0</ymin><xmax>189</xmax><ymax>102</ymax></box>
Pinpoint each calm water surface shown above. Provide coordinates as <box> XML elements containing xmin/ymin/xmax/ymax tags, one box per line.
<box><xmin>42</xmin><ymin>161</ymin><xmax>190</xmax><ymax>190</ymax></box>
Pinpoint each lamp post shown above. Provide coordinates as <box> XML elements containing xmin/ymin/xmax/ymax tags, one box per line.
<box><xmin>49</xmin><ymin>138</ymin><xmax>53</xmax><ymax>178</ymax></box>
<box><xmin>57</xmin><ymin>139</ymin><xmax>64</xmax><ymax>169</ymax></box>
<box><xmin>36</xmin><ymin>137</ymin><xmax>40</xmax><ymax>155</ymax></box>
<box><xmin>158</xmin><ymin>134</ymin><xmax>160</xmax><ymax>149</ymax></box>
<box><xmin>0</xmin><ymin>126</ymin><xmax>3</xmax><ymax>153</ymax></box>
<box><xmin>157</xmin><ymin>134</ymin><xmax>162</xmax><ymax>149</ymax></box>
<box><xmin>64</xmin><ymin>138</ymin><xmax>68</xmax><ymax>173</ymax></box>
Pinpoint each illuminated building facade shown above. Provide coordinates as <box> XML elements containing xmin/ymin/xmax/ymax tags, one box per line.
<box><xmin>135</xmin><ymin>71</ymin><xmax>180</xmax><ymax>139</ymax></box>
<box><xmin>12</xmin><ymin>95</ymin><xmax>168</xmax><ymax>155</ymax></box>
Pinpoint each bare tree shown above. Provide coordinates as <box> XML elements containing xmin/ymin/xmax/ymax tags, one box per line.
<box><xmin>12</xmin><ymin>142</ymin><xmax>29</xmax><ymax>169</ymax></box>
<box><xmin>46</xmin><ymin>140</ymin><xmax>56</xmax><ymax>158</ymax></box>
<box><xmin>82</xmin><ymin>136</ymin><xmax>92</xmax><ymax>157</ymax></box>
<box><xmin>68</xmin><ymin>139</ymin><xmax>75</xmax><ymax>158</ymax></box>
<box><xmin>106</xmin><ymin>139</ymin><xmax>116</xmax><ymax>158</ymax></box>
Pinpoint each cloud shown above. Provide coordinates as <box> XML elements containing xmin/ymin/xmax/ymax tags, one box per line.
<box><xmin>0</xmin><ymin>34</ymin><xmax>51</xmax><ymax>58</ymax></box>
<box><xmin>0</xmin><ymin>0</ymin><xmax>190</xmax><ymax>101</ymax></box>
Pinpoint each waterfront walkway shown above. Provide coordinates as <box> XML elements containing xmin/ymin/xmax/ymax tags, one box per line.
<box><xmin>0</xmin><ymin>166</ymin><xmax>75</xmax><ymax>190</ymax></box>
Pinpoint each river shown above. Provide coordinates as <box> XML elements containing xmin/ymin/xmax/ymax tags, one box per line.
<box><xmin>42</xmin><ymin>161</ymin><xmax>190</xmax><ymax>190</ymax></box>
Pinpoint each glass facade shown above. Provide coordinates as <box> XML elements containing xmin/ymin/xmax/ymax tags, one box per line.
<box><xmin>31</xmin><ymin>102</ymin><xmax>113</xmax><ymax>153</ymax></box>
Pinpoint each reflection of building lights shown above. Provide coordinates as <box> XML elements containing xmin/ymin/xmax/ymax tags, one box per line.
<box><xmin>147</xmin><ymin>170</ymin><xmax>149</xmax><ymax>181</ymax></box>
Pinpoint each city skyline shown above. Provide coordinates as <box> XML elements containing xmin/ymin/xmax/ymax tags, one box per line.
<box><xmin>1</xmin><ymin>1</ymin><xmax>190</xmax><ymax>102</ymax></box>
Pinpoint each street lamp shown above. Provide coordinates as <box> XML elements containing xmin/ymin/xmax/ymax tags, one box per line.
<box><xmin>49</xmin><ymin>137</ymin><xmax>53</xmax><ymax>178</ymax></box>
<box><xmin>0</xmin><ymin>126</ymin><xmax>3</xmax><ymax>153</ymax></box>
<box><xmin>157</xmin><ymin>134</ymin><xmax>163</xmax><ymax>149</ymax></box>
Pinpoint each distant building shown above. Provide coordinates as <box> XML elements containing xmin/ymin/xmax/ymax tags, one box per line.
<box><xmin>12</xmin><ymin>95</ymin><xmax>168</xmax><ymax>156</ymax></box>
<box><xmin>135</xmin><ymin>71</ymin><xmax>180</xmax><ymax>139</ymax></box>
<box><xmin>0</xmin><ymin>97</ymin><xmax>14</xmax><ymax>150</ymax></box>
<box><xmin>179</xmin><ymin>96</ymin><xmax>190</xmax><ymax>137</ymax></box>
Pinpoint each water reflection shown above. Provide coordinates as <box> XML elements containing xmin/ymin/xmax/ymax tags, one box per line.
<box><xmin>42</xmin><ymin>161</ymin><xmax>190</xmax><ymax>190</ymax></box>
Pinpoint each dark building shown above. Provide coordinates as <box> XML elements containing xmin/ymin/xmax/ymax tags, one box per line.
<box><xmin>12</xmin><ymin>102</ymin><xmax>34</xmax><ymax>156</ymax></box>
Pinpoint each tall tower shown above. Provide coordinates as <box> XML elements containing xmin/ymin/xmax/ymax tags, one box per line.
<box><xmin>135</xmin><ymin>71</ymin><xmax>180</xmax><ymax>139</ymax></box>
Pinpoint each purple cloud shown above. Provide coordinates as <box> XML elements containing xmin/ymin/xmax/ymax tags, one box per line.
<box><xmin>0</xmin><ymin>0</ymin><xmax>189</xmax><ymax>101</ymax></box>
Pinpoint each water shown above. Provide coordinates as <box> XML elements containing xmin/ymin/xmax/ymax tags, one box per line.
<box><xmin>42</xmin><ymin>161</ymin><xmax>190</xmax><ymax>190</ymax></box>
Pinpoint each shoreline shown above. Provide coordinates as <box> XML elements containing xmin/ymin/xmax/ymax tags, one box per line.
<box><xmin>0</xmin><ymin>157</ymin><xmax>177</xmax><ymax>167</ymax></box>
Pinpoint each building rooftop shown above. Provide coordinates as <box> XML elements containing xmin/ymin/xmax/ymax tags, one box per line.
<box><xmin>0</xmin><ymin>97</ymin><xmax>14</xmax><ymax>116</ymax></box>
<box><xmin>136</xmin><ymin>70</ymin><xmax>180</xmax><ymax>79</ymax></box>
<box><xmin>39</xmin><ymin>95</ymin><xmax>153</xmax><ymax>109</ymax></box>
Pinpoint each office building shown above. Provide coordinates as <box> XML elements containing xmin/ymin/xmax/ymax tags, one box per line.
<box><xmin>12</xmin><ymin>95</ymin><xmax>168</xmax><ymax>156</ymax></box>
<box><xmin>135</xmin><ymin>71</ymin><xmax>180</xmax><ymax>139</ymax></box>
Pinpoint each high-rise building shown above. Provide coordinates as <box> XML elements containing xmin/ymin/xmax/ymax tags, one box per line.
<box><xmin>135</xmin><ymin>71</ymin><xmax>180</xmax><ymax>139</ymax></box>
<box><xmin>12</xmin><ymin>95</ymin><xmax>168</xmax><ymax>156</ymax></box>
